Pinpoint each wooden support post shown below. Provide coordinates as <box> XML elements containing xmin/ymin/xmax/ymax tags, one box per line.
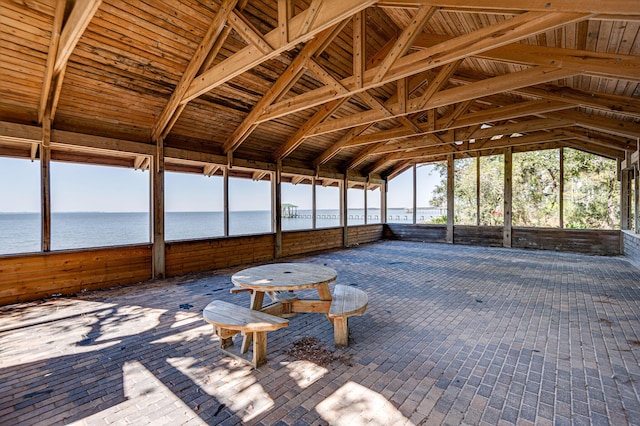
<box><xmin>223</xmin><ymin>167</ymin><xmax>229</xmax><ymax>236</ymax></box>
<box><xmin>503</xmin><ymin>147</ymin><xmax>513</xmax><ymax>248</ymax></box>
<box><xmin>412</xmin><ymin>164</ymin><xmax>417</xmax><ymax>224</ymax></box>
<box><xmin>446</xmin><ymin>154</ymin><xmax>454</xmax><ymax>244</ymax></box>
<box><xmin>333</xmin><ymin>317</ymin><xmax>348</xmax><ymax>347</ymax></box>
<box><xmin>274</xmin><ymin>161</ymin><xmax>282</xmax><ymax>258</ymax></box>
<box><xmin>153</xmin><ymin>138</ymin><xmax>165</xmax><ymax>279</ymax></box>
<box><xmin>621</xmin><ymin>169</ymin><xmax>631</xmax><ymax>230</ymax></box>
<box><xmin>559</xmin><ymin>148</ymin><xmax>564</xmax><ymax>228</ymax></box>
<box><xmin>633</xmin><ymin>164</ymin><xmax>640</xmax><ymax>234</ymax></box>
<box><xmin>312</xmin><ymin>177</ymin><xmax>317</xmax><ymax>229</ymax></box>
<box><xmin>41</xmin><ymin>117</ymin><xmax>51</xmax><ymax>252</ymax></box>
<box><xmin>364</xmin><ymin>180</ymin><xmax>368</xmax><ymax>225</ymax></box>
<box><xmin>252</xmin><ymin>331</ymin><xmax>267</xmax><ymax>367</ymax></box>
<box><xmin>476</xmin><ymin>154</ymin><xmax>481</xmax><ymax>226</ymax></box>
<box><xmin>382</xmin><ymin>179</ymin><xmax>388</xmax><ymax>224</ymax></box>
<box><xmin>342</xmin><ymin>175</ymin><xmax>348</xmax><ymax>247</ymax></box>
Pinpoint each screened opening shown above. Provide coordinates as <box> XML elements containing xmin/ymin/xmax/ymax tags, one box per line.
<box><xmin>316</xmin><ymin>184</ymin><xmax>341</xmax><ymax>228</ymax></box>
<box><xmin>0</xmin><ymin>157</ymin><xmax>41</xmax><ymax>255</ymax></box>
<box><xmin>165</xmin><ymin>172</ymin><xmax>224</xmax><ymax>240</ymax></box>
<box><xmin>50</xmin><ymin>162</ymin><xmax>150</xmax><ymax>250</ymax></box>
<box><xmin>282</xmin><ymin>181</ymin><xmax>312</xmax><ymax>231</ymax></box>
<box><xmin>347</xmin><ymin>187</ymin><xmax>365</xmax><ymax>225</ymax></box>
<box><xmin>387</xmin><ymin>167</ymin><xmax>413</xmax><ymax>224</ymax></box>
<box><xmin>229</xmin><ymin>176</ymin><xmax>272</xmax><ymax>235</ymax></box>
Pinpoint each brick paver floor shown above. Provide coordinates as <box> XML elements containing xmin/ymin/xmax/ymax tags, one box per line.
<box><xmin>1</xmin><ymin>241</ymin><xmax>640</xmax><ymax>425</ymax></box>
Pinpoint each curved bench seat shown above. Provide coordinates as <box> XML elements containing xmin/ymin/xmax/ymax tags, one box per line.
<box><xmin>329</xmin><ymin>284</ymin><xmax>368</xmax><ymax>346</ymax></box>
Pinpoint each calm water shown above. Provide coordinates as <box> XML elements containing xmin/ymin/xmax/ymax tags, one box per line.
<box><xmin>0</xmin><ymin>208</ymin><xmax>441</xmax><ymax>255</ymax></box>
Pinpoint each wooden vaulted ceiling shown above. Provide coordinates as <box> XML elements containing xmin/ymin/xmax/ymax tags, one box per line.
<box><xmin>1</xmin><ymin>0</ymin><xmax>639</xmax><ymax>183</ymax></box>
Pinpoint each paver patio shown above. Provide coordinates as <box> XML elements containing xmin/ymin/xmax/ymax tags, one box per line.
<box><xmin>1</xmin><ymin>240</ymin><xmax>640</xmax><ymax>425</ymax></box>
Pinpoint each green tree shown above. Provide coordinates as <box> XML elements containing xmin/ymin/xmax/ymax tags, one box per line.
<box><xmin>513</xmin><ymin>150</ymin><xmax>560</xmax><ymax>227</ymax></box>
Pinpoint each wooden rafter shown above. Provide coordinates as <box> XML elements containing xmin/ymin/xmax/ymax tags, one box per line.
<box><xmin>184</xmin><ymin>0</ymin><xmax>376</xmax><ymax>102</ymax></box>
<box><xmin>308</xmin><ymin>66</ymin><xmax>577</xmax><ymax>137</ymax></box>
<box><xmin>257</xmin><ymin>11</ymin><xmax>589</xmax><ymax>123</ymax></box>
<box><xmin>39</xmin><ymin>0</ymin><xmax>102</xmax><ymax>123</ymax></box>
<box><xmin>223</xmin><ymin>22</ymin><xmax>347</xmax><ymax>154</ymax></box>
<box><xmin>151</xmin><ymin>0</ymin><xmax>239</xmax><ymax>142</ymax></box>
<box><xmin>372</xmin><ymin>5</ymin><xmax>437</xmax><ymax>83</ymax></box>
<box><xmin>414</xmin><ymin>33</ymin><xmax>640</xmax><ymax>83</ymax></box>
<box><xmin>377</xmin><ymin>0</ymin><xmax>640</xmax><ymax>14</ymax></box>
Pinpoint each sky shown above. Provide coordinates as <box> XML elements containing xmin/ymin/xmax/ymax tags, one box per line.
<box><xmin>0</xmin><ymin>157</ymin><xmax>440</xmax><ymax>213</ymax></box>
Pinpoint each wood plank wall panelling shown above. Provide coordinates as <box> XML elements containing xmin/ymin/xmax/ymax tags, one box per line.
<box><xmin>384</xmin><ymin>223</ymin><xmax>447</xmax><ymax>242</ymax></box>
<box><xmin>165</xmin><ymin>234</ymin><xmax>275</xmax><ymax>277</ymax></box>
<box><xmin>281</xmin><ymin>228</ymin><xmax>343</xmax><ymax>257</ymax></box>
<box><xmin>0</xmin><ymin>245</ymin><xmax>152</xmax><ymax>305</ymax></box>
<box><xmin>454</xmin><ymin>225</ymin><xmax>505</xmax><ymax>247</ymax></box>
<box><xmin>512</xmin><ymin>227</ymin><xmax>621</xmax><ymax>255</ymax></box>
<box><xmin>348</xmin><ymin>224</ymin><xmax>385</xmax><ymax>245</ymax></box>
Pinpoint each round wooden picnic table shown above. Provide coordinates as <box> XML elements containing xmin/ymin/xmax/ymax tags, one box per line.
<box><xmin>231</xmin><ymin>262</ymin><xmax>337</xmax><ymax>292</ymax></box>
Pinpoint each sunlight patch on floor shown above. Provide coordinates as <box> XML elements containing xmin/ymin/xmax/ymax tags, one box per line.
<box><xmin>283</xmin><ymin>360</ymin><xmax>328</xmax><ymax>389</ymax></box>
<box><xmin>316</xmin><ymin>381</ymin><xmax>414</xmax><ymax>426</ymax></box>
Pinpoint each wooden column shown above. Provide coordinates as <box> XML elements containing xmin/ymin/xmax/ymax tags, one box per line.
<box><xmin>559</xmin><ymin>148</ymin><xmax>564</xmax><ymax>228</ymax></box>
<box><xmin>446</xmin><ymin>154</ymin><xmax>454</xmax><ymax>244</ymax></box>
<box><xmin>364</xmin><ymin>180</ymin><xmax>368</xmax><ymax>225</ymax></box>
<box><xmin>312</xmin><ymin>177</ymin><xmax>317</xmax><ymax>229</ymax></box>
<box><xmin>621</xmin><ymin>169</ymin><xmax>631</xmax><ymax>230</ymax></box>
<box><xmin>274</xmin><ymin>161</ymin><xmax>282</xmax><ymax>257</ymax></box>
<box><xmin>342</xmin><ymin>175</ymin><xmax>348</xmax><ymax>247</ymax></box>
<box><xmin>476</xmin><ymin>154</ymin><xmax>481</xmax><ymax>226</ymax></box>
<box><xmin>503</xmin><ymin>147</ymin><xmax>513</xmax><ymax>248</ymax></box>
<box><xmin>633</xmin><ymin>164</ymin><xmax>640</xmax><ymax>234</ymax></box>
<box><xmin>382</xmin><ymin>179</ymin><xmax>388</xmax><ymax>224</ymax></box>
<box><xmin>41</xmin><ymin>117</ymin><xmax>51</xmax><ymax>252</ymax></box>
<box><xmin>152</xmin><ymin>138</ymin><xmax>165</xmax><ymax>279</ymax></box>
<box><xmin>223</xmin><ymin>167</ymin><xmax>229</xmax><ymax>236</ymax></box>
<box><xmin>412</xmin><ymin>164</ymin><xmax>417</xmax><ymax>224</ymax></box>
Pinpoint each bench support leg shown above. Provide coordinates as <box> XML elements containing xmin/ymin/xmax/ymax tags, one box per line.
<box><xmin>252</xmin><ymin>331</ymin><xmax>267</xmax><ymax>368</ymax></box>
<box><xmin>333</xmin><ymin>316</ymin><xmax>348</xmax><ymax>347</ymax></box>
<box><xmin>242</xmin><ymin>291</ymin><xmax>265</xmax><ymax>353</ymax></box>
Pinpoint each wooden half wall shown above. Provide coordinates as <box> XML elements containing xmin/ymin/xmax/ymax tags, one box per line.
<box><xmin>0</xmin><ymin>225</ymin><xmax>386</xmax><ymax>306</ymax></box>
<box><xmin>384</xmin><ymin>224</ymin><xmax>621</xmax><ymax>255</ymax></box>
<box><xmin>0</xmin><ymin>245</ymin><xmax>152</xmax><ymax>306</ymax></box>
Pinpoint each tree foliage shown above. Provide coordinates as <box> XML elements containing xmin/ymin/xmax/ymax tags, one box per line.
<box><xmin>426</xmin><ymin>148</ymin><xmax>619</xmax><ymax>230</ymax></box>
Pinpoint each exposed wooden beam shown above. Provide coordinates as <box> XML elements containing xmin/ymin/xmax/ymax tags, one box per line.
<box><xmin>223</xmin><ymin>23</ymin><xmax>345</xmax><ymax>154</ymax></box>
<box><xmin>368</xmin><ymin>130</ymin><xmax>574</xmax><ymax>174</ymax></box>
<box><xmin>551</xmin><ymin>110</ymin><xmax>640</xmax><ymax>139</ymax></box>
<box><xmin>258</xmin><ymin>11</ymin><xmax>589</xmax><ymax>122</ymax></box>
<box><xmin>184</xmin><ymin>0</ymin><xmax>376</xmax><ymax>102</ymax></box>
<box><xmin>353</xmin><ymin>11</ymin><xmax>366</xmax><ymax>88</ymax></box>
<box><xmin>151</xmin><ymin>0</ymin><xmax>238</xmax><ymax>141</ymax></box>
<box><xmin>38</xmin><ymin>0</ymin><xmax>65</xmax><ymax>124</ymax></box>
<box><xmin>53</xmin><ymin>0</ymin><xmax>102</xmax><ymax>75</ymax></box>
<box><xmin>278</xmin><ymin>0</ymin><xmax>292</xmax><ymax>45</ymax></box>
<box><xmin>204</xmin><ymin>164</ymin><xmax>220</xmax><ymax>177</ymax></box>
<box><xmin>372</xmin><ymin>6</ymin><xmax>437</xmax><ymax>83</ymax></box>
<box><xmin>227</xmin><ymin>10</ymin><xmax>273</xmax><ymax>54</ymax></box>
<box><xmin>415</xmin><ymin>60</ymin><xmax>462</xmax><ymax>109</ymax></box>
<box><xmin>415</xmin><ymin>32</ymin><xmax>640</xmax><ymax>83</ymax></box>
<box><xmin>377</xmin><ymin>0</ymin><xmax>640</xmax><ymax>14</ymax></box>
<box><xmin>310</xmin><ymin>66</ymin><xmax>576</xmax><ymax>137</ymax></box>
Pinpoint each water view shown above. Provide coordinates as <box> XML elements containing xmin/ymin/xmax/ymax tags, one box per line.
<box><xmin>0</xmin><ymin>208</ymin><xmax>445</xmax><ymax>255</ymax></box>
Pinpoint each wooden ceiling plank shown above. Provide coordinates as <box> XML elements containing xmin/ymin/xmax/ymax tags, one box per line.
<box><xmin>259</xmin><ymin>11</ymin><xmax>589</xmax><ymax>122</ymax></box>
<box><xmin>151</xmin><ymin>0</ymin><xmax>239</xmax><ymax>142</ymax></box>
<box><xmin>223</xmin><ymin>24</ymin><xmax>344</xmax><ymax>154</ymax></box>
<box><xmin>372</xmin><ymin>6</ymin><xmax>438</xmax><ymax>83</ymax></box>
<box><xmin>184</xmin><ymin>0</ymin><xmax>375</xmax><ymax>102</ymax></box>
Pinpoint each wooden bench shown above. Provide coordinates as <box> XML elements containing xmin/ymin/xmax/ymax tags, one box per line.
<box><xmin>203</xmin><ymin>300</ymin><xmax>289</xmax><ymax>368</ymax></box>
<box><xmin>329</xmin><ymin>284</ymin><xmax>368</xmax><ymax>347</ymax></box>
